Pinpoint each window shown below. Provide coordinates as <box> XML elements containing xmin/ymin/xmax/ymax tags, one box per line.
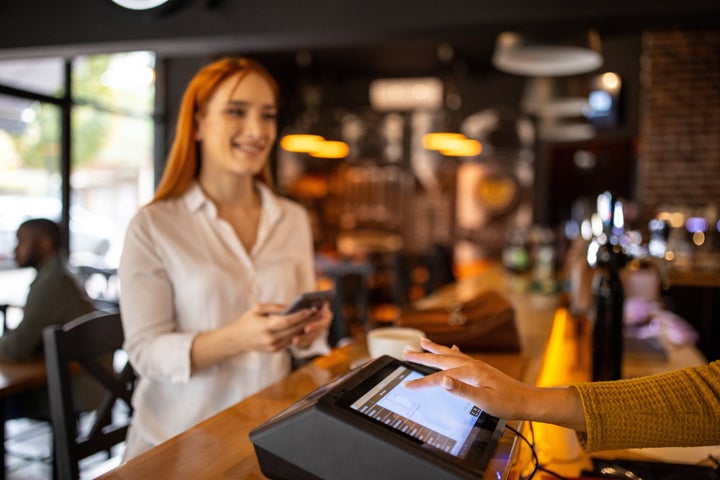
<box><xmin>70</xmin><ymin>53</ymin><xmax>155</xmax><ymax>267</ymax></box>
<box><xmin>0</xmin><ymin>52</ymin><xmax>155</xmax><ymax>306</ymax></box>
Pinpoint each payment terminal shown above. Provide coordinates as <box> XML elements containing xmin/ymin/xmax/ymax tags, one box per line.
<box><xmin>249</xmin><ymin>355</ymin><xmax>506</xmax><ymax>480</ymax></box>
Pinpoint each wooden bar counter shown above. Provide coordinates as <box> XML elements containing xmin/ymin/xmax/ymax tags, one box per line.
<box><xmin>96</xmin><ymin>264</ymin><xmax>567</xmax><ymax>480</ymax></box>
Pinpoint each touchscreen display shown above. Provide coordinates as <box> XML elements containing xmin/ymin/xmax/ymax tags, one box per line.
<box><xmin>346</xmin><ymin>365</ymin><xmax>498</xmax><ymax>459</ymax></box>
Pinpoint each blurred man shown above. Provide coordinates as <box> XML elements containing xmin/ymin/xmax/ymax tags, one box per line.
<box><xmin>0</xmin><ymin>218</ymin><xmax>95</xmax><ymax>360</ymax></box>
<box><xmin>1</xmin><ymin>218</ymin><xmax>98</xmax><ymax>419</ymax></box>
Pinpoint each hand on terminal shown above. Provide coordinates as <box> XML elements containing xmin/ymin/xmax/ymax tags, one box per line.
<box><xmin>403</xmin><ymin>338</ymin><xmax>586</xmax><ymax>432</ymax></box>
<box><xmin>405</xmin><ymin>337</ymin><xmax>720</xmax><ymax>453</ymax></box>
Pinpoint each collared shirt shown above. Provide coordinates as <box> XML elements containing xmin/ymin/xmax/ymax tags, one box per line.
<box><xmin>0</xmin><ymin>254</ymin><xmax>94</xmax><ymax>360</ymax></box>
<box><xmin>119</xmin><ymin>181</ymin><xmax>329</xmax><ymax>448</ymax></box>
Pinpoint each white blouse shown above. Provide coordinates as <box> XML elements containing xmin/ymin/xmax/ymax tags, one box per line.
<box><xmin>118</xmin><ymin>181</ymin><xmax>329</xmax><ymax>447</ymax></box>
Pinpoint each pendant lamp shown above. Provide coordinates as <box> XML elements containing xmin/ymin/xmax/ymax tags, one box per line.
<box><xmin>492</xmin><ymin>30</ymin><xmax>603</xmax><ymax>77</ymax></box>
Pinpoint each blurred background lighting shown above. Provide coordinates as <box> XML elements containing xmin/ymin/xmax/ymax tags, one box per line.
<box><xmin>588</xmin><ymin>90</ymin><xmax>612</xmax><ymax>114</ymax></box>
<box><xmin>309</xmin><ymin>140</ymin><xmax>349</xmax><ymax>159</ymax></box>
<box><xmin>590</xmin><ymin>212</ymin><xmax>603</xmax><ymax>238</ymax></box>
<box><xmin>369</xmin><ymin>77</ymin><xmax>444</xmax><ymax>111</ymax></box>
<box><xmin>439</xmin><ymin>138</ymin><xmax>482</xmax><ymax>157</ymax></box>
<box><xmin>685</xmin><ymin>216</ymin><xmax>707</xmax><ymax>233</ymax></box>
<box><xmin>422</xmin><ymin>132</ymin><xmax>465</xmax><ymax>151</ymax></box>
<box><xmin>280</xmin><ymin>134</ymin><xmax>325</xmax><ymax>153</ymax></box>
<box><xmin>600</xmin><ymin>72</ymin><xmax>620</xmax><ymax>90</ymax></box>
<box><xmin>657</xmin><ymin>210</ymin><xmax>689</xmax><ymax>229</ymax></box>
<box><xmin>581</xmin><ymin>218</ymin><xmax>593</xmax><ymax>241</ymax></box>
<box><xmin>612</xmin><ymin>199</ymin><xmax>624</xmax><ymax>230</ymax></box>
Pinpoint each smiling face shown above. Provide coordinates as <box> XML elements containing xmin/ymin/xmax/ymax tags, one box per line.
<box><xmin>195</xmin><ymin>71</ymin><xmax>278</xmax><ymax>181</ymax></box>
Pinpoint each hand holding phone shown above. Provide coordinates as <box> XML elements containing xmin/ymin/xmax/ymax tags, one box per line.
<box><xmin>281</xmin><ymin>290</ymin><xmax>334</xmax><ymax>315</ymax></box>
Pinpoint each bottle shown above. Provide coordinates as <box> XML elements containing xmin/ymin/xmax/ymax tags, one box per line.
<box><xmin>502</xmin><ymin>228</ymin><xmax>530</xmax><ymax>274</ymax></box>
<box><xmin>591</xmin><ymin>243</ymin><xmax>625</xmax><ymax>381</ymax></box>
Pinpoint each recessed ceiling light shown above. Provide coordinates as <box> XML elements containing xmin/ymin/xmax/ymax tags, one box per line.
<box><xmin>110</xmin><ymin>0</ymin><xmax>173</xmax><ymax>10</ymax></box>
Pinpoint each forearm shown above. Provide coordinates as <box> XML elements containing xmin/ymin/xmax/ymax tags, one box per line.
<box><xmin>573</xmin><ymin>362</ymin><xmax>720</xmax><ymax>452</ymax></box>
<box><xmin>190</xmin><ymin>326</ymin><xmax>242</xmax><ymax>371</ymax></box>
<box><xmin>522</xmin><ymin>386</ymin><xmax>587</xmax><ymax>432</ymax></box>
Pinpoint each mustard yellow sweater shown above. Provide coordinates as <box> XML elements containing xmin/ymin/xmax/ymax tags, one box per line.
<box><xmin>573</xmin><ymin>360</ymin><xmax>720</xmax><ymax>452</ymax></box>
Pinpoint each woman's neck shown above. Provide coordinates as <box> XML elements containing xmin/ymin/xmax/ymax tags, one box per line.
<box><xmin>199</xmin><ymin>173</ymin><xmax>259</xmax><ymax>209</ymax></box>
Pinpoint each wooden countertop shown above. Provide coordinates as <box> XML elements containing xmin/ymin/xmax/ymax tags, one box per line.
<box><xmin>99</xmin><ymin>263</ymin><xmax>561</xmax><ymax>480</ymax></box>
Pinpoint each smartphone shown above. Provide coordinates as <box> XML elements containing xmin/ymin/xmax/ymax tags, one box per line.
<box><xmin>281</xmin><ymin>290</ymin><xmax>334</xmax><ymax>315</ymax></box>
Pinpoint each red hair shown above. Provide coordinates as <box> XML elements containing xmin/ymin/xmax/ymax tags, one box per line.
<box><xmin>152</xmin><ymin>57</ymin><xmax>279</xmax><ymax>203</ymax></box>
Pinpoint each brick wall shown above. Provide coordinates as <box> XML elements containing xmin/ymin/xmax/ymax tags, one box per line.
<box><xmin>637</xmin><ymin>30</ymin><xmax>720</xmax><ymax>223</ymax></box>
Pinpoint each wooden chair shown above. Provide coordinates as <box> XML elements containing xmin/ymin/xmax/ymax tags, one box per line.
<box><xmin>43</xmin><ymin>311</ymin><xmax>135</xmax><ymax>480</ymax></box>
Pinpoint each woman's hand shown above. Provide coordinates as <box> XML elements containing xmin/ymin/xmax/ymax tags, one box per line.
<box><xmin>404</xmin><ymin>338</ymin><xmax>587</xmax><ymax>432</ymax></box>
<box><xmin>190</xmin><ymin>303</ymin><xmax>330</xmax><ymax>370</ymax></box>
<box><xmin>227</xmin><ymin>302</ymin><xmax>331</xmax><ymax>353</ymax></box>
<box><xmin>403</xmin><ymin>338</ymin><xmax>538</xmax><ymax>421</ymax></box>
<box><xmin>289</xmin><ymin>302</ymin><xmax>332</xmax><ymax>349</ymax></box>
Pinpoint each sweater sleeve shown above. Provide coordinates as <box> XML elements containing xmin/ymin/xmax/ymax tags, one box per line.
<box><xmin>572</xmin><ymin>360</ymin><xmax>720</xmax><ymax>452</ymax></box>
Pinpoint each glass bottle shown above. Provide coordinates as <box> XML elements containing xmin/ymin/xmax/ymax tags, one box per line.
<box><xmin>591</xmin><ymin>243</ymin><xmax>625</xmax><ymax>381</ymax></box>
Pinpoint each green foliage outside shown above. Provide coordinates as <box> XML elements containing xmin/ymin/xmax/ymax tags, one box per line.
<box><xmin>12</xmin><ymin>53</ymin><xmax>154</xmax><ymax>171</ymax></box>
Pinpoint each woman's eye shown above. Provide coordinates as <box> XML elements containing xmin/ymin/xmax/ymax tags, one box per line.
<box><xmin>264</xmin><ymin>112</ymin><xmax>278</xmax><ymax>121</ymax></box>
<box><xmin>226</xmin><ymin>108</ymin><xmax>246</xmax><ymax>117</ymax></box>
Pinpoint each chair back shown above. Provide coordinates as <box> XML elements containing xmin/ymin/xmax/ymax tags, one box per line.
<box><xmin>43</xmin><ymin>310</ymin><xmax>135</xmax><ymax>480</ymax></box>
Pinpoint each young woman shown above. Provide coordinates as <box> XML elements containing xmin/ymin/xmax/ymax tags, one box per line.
<box><xmin>118</xmin><ymin>57</ymin><xmax>331</xmax><ymax>459</ymax></box>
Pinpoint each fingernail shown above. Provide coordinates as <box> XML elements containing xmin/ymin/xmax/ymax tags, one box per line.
<box><xmin>441</xmin><ymin>376</ymin><xmax>455</xmax><ymax>390</ymax></box>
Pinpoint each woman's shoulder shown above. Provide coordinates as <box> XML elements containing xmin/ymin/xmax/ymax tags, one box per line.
<box><xmin>133</xmin><ymin>194</ymin><xmax>192</xmax><ymax>221</ymax></box>
<box><xmin>126</xmin><ymin>196</ymin><xmax>193</xmax><ymax>242</ymax></box>
<box><xmin>275</xmin><ymin>194</ymin><xmax>308</xmax><ymax>215</ymax></box>
<box><xmin>258</xmin><ymin>183</ymin><xmax>309</xmax><ymax>219</ymax></box>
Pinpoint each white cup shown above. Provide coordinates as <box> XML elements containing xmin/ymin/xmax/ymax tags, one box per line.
<box><xmin>366</xmin><ymin>327</ymin><xmax>426</xmax><ymax>360</ymax></box>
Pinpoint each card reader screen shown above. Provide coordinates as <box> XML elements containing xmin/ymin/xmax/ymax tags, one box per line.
<box><xmin>347</xmin><ymin>365</ymin><xmax>497</xmax><ymax>459</ymax></box>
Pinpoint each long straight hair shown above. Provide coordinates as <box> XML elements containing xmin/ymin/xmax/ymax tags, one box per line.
<box><xmin>152</xmin><ymin>57</ymin><xmax>279</xmax><ymax>203</ymax></box>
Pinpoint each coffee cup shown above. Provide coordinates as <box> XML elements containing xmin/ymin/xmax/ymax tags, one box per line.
<box><xmin>366</xmin><ymin>327</ymin><xmax>426</xmax><ymax>360</ymax></box>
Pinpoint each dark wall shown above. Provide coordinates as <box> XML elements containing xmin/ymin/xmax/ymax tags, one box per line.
<box><xmin>1</xmin><ymin>1</ymin><xmax>720</xmax><ymax>60</ymax></box>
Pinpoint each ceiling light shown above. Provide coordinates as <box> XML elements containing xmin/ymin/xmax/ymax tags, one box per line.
<box><xmin>520</xmin><ymin>76</ymin><xmax>596</xmax><ymax>142</ymax></box>
<box><xmin>280</xmin><ymin>134</ymin><xmax>325</xmax><ymax>153</ymax></box>
<box><xmin>521</xmin><ymin>76</ymin><xmax>591</xmax><ymax>118</ymax></box>
<box><xmin>110</xmin><ymin>0</ymin><xmax>173</xmax><ymax>10</ymax></box>
<box><xmin>422</xmin><ymin>132</ymin><xmax>482</xmax><ymax>157</ymax></box>
<box><xmin>422</xmin><ymin>132</ymin><xmax>465</xmax><ymax>151</ymax></box>
<box><xmin>309</xmin><ymin>140</ymin><xmax>349</xmax><ymax>159</ymax></box>
<box><xmin>369</xmin><ymin>77</ymin><xmax>443</xmax><ymax>111</ymax></box>
<box><xmin>439</xmin><ymin>138</ymin><xmax>482</xmax><ymax>157</ymax></box>
<box><xmin>492</xmin><ymin>30</ymin><xmax>603</xmax><ymax>77</ymax></box>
